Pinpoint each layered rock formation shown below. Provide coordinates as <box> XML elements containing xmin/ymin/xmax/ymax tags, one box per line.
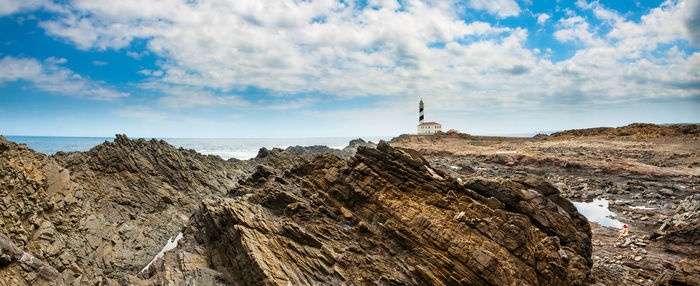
<box><xmin>654</xmin><ymin>259</ymin><xmax>700</xmax><ymax>286</ymax></box>
<box><xmin>284</xmin><ymin>138</ymin><xmax>377</xmax><ymax>159</ymax></box>
<box><xmin>651</xmin><ymin>195</ymin><xmax>700</xmax><ymax>246</ymax></box>
<box><xmin>0</xmin><ymin>135</ymin><xmax>242</xmax><ymax>284</ymax></box>
<box><xmin>0</xmin><ymin>135</ymin><xmax>593</xmax><ymax>285</ymax></box>
<box><xmin>201</xmin><ymin>141</ymin><xmax>592</xmax><ymax>285</ymax></box>
<box><xmin>548</xmin><ymin>123</ymin><xmax>700</xmax><ymax>138</ymax></box>
<box><xmin>389</xmin><ymin>125</ymin><xmax>700</xmax><ymax>285</ymax></box>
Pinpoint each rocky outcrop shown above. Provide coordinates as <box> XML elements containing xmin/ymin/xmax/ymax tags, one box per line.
<box><xmin>201</xmin><ymin>141</ymin><xmax>593</xmax><ymax>285</ymax></box>
<box><xmin>1</xmin><ymin>135</ymin><xmax>593</xmax><ymax>285</ymax></box>
<box><xmin>390</xmin><ymin>132</ymin><xmax>474</xmax><ymax>143</ymax></box>
<box><xmin>548</xmin><ymin>123</ymin><xmax>699</xmax><ymax>138</ymax></box>
<box><xmin>0</xmin><ymin>135</ymin><xmax>243</xmax><ymax>284</ymax></box>
<box><xmin>373</xmin><ymin>130</ymin><xmax>700</xmax><ymax>285</ymax></box>
<box><xmin>653</xmin><ymin>258</ymin><xmax>700</xmax><ymax>286</ymax></box>
<box><xmin>0</xmin><ymin>232</ymin><xmax>59</xmax><ymax>280</ymax></box>
<box><xmin>0</xmin><ymin>135</ymin><xmax>73</xmax><ymax>284</ymax></box>
<box><xmin>285</xmin><ymin>138</ymin><xmax>377</xmax><ymax>159</ymax></box>
<box><xmin>652</xmin><ymin>194</ymin><xmax>700</xmax><ymax>246</ymax></box>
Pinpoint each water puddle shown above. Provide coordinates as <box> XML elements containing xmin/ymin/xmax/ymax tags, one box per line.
<box><xmin>140</xmin><ymin>232</ymin><xmax>183</xmax><ymax>274</ymax></box>
<box><xmin>573</xmin><ymin>198</ymin><xmax>624</xmax><ymax>229</ymax></box>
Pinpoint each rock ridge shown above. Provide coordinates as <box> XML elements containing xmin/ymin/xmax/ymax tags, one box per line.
<box><xmin>201</xmin><ymin>140</ymin><xmax>593</xmax><ymax>285</ymax></box>
<box><xmin>1</xmin><ymin>135</ymin><xmax>593</xmax><ymax>285</ymax></box>
<box><xmin>547</xmin><ymin>123</ymin><xmax>699</xmax><ymax>138</ymax></box>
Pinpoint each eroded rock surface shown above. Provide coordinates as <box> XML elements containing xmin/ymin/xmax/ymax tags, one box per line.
<box><xmin>201</xmin><ymin>141</ymin><xmax>592</xmax><ymax>285</ymax></box>
<box><xmin>389</xmin><ymin>125</ymin><xmax>700</xmax><ymax>285</ymax></box>
<box><xmin>0</xmin><ymin>135</ymin><xmax>592</xmax><ymax>285</ymax></box>
<box><xmin>548</xmin><ymin>123</ymin><xmax>699</xmax><ymax>138</ymax></box>
<box><xmin>0</xmin><ymin>135</ymin><xmax>243</xmax><ymax>284</ymax></box>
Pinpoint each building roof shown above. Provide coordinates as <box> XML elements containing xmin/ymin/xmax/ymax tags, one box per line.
<box><xmin>419</xmin><ymin>122</ymin><xmax>441</xmax><ymax>126</ymax></box>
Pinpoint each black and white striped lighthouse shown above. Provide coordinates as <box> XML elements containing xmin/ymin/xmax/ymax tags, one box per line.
<box><xmin>417</xmin><ymin>99</ymin><xmax>442</xmax><ymax>134</ymax></box>
<box><xmin>419</xmin><ymin>99</ymin><xmax>424</xmax><ymax>124</ymax></box>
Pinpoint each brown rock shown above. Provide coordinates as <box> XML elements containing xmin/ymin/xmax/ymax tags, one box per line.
<box><xmin>201</xmin><ymin>141</ymin><xmax>592</xmax><ymax>285</ymax></box>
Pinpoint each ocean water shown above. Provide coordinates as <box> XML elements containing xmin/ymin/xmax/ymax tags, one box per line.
<box><xmin>5</xmin><ymin>136</ymin><xmax>391</xmax><ymax>160</ymax></box>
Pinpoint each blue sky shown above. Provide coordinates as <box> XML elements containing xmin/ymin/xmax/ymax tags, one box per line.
<box><xmin>0</xmin><ymin>0</ymin><xmax>698</xmax><ymax>138</ymax></box>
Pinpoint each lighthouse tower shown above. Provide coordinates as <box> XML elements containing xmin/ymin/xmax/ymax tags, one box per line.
<box><xmin>417</xmin><ymin>99</ymin><xmax>442</xmax><ymax>135</ymax></box>
<box><xmin>419</xmin><ymin>99</ymin><xmax>424</xmax><ymax>124</ymax></box>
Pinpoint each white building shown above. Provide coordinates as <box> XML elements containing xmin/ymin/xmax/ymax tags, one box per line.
<box><xmin>417</xmin><ymin>99</ymin><xmax>442</xmax><ymax>134</ymax></box>
<box><xmin>418</xmin><ymin>122</ymin><xmax>442</xmax><ymax>134</ymax></box>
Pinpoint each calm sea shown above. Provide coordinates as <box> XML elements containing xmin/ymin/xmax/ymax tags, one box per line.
<box><xmin>5</xmin><ymin>136</ymin><xmax>391</xmax><ymax>160</ymax></box>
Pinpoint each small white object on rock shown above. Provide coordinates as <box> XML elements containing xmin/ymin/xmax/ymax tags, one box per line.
<box><xmin>140</xmin><ymin>232</ymin><xmax>184</xmax><ymax>274</ymax></box>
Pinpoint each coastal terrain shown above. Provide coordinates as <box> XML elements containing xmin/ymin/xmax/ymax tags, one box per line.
<box><xmin>0</xmin><ymin>123</ymin><xmax>698</xmax><ymax>285</ymax></box>
<box><xmin>390</xmin><ymin>123</ymin><xmax>699</xmax><ymax>285</ymax></box>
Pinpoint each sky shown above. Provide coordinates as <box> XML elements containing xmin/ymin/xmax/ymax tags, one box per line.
<box><xmin>0</xmin><ymin>0</ymin><xmax>698</xmax><ymax>138</ymax></box>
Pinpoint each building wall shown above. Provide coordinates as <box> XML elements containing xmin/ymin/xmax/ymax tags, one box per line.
<box><xmin>417</xmin><ymin>124</ymin><xmax>442</xmax><ymax>134</ymax></box>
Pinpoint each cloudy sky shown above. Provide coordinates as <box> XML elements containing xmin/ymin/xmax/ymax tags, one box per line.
<box><xmin>0</xmin><ymin>0</ymin><xmax>698</xmax><ymax>138</ymax></box>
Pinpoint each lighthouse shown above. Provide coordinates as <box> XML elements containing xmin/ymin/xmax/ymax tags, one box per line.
<box><xmin>419</xmin><ymin>100</ymin><xmax>424</xmax><ymax>124</ymax></box>
<box><xmin>417</xmin><ymin>99</ymin><xmax>442</xmax><ymax>135</ymax></box>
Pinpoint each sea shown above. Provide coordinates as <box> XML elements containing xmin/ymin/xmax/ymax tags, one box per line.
<box><xmin>4</xmin><ymin>136</ymin><xmax>392</xmax><ymax>160</ymax></box>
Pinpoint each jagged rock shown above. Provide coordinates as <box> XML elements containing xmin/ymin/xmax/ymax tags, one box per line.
<box><xmin>0</xmin><ymin>233</ymin><xmax>59</xmax><ymax>280</ymax></box>
<box><xmin>654</xmin><ymin>258</ymin><xmax>700</xmax><ymax>286</ymax></box>
<box><xmin>284</xmin><ymin>138</ymin><xmax>377</xmax><ymax>159</ymax></box>
<box><xmin>1</xmin><ymin>135</ymin><xmax>594</xmax><ymax>285</ymax></box>
<box><xmin>0</xmin><ymin>135</ymin><xmax>244</xmax><ymax>285</ymax></box>
<box><xmin>651</xmin><ymin>195</ymin><xmax>700</xmax><ymax>245</ymax></box>
<box><xmin>201</xmin><ymin>141</ymin><xmax>593</xmax><ymax>285</ymax></box>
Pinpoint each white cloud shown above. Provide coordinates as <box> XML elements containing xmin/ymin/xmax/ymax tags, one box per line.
<box><xmin>139</xmin><ymin>81</ymin><xmax>315</xmax><ymax>111</ymax></box>
<box><xmin>574</xmin><ymin>0</ymin><xmax>593</xmax><ymax>10</ymax></box>
<box><xmin>685</xmin><ymin>0</ymin><xmax>700</xmax><ymax>45</ymax></box>
<box><xmin>553</xmin><ymin>15</ymin><xmax>604</xmax><ymax>46</ymax></box>
<box><xmin>606</xmin><ymin>0</ymin><xmax>696</xmax><ymax>54</ymax></box>
<box><xmin>114</xmin><ymin>105</ymin><xmax>169</xmax><ymax>121</ymax></box>
<box><xmin>35</xmin><ymin>0</ymin><xmax>513</xmax><ymax>98</ymax></box>
<box><xmin>260</xmin><ymin>97</ymin><xmax>319</xmax><ymax>110</ymax></box>
<box><xmin>467</xmin><ymin>0</ymin><xmax>521</xmax><ymax>18</ymax></box>
<box><xmin>44</xmin><ymin>56</ymin><xmax>67</xmax><ymax>64</ymax></box>
<box><xmin>0</xmin><ymin>0</ymin><xmax>45</xmax><ymax>16</ymax></box>
<box><xmin>153</xmin><ymin>84</ymin><xmax>249</xmax><ymax>110</ymax></box>
<box><xmin>0</xmin><ymin>0</ymin><xmax>68</xmax><ymax>17</ymax></box>
<box><xmin>0</xmin><ymin>56</ymin><xmax>128</xmax><ymax>100</ymax></box>
<box><xmin>2</xmin><ymin>0</ymin><xmax>696</xmax><ymax>114</ymax></box>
